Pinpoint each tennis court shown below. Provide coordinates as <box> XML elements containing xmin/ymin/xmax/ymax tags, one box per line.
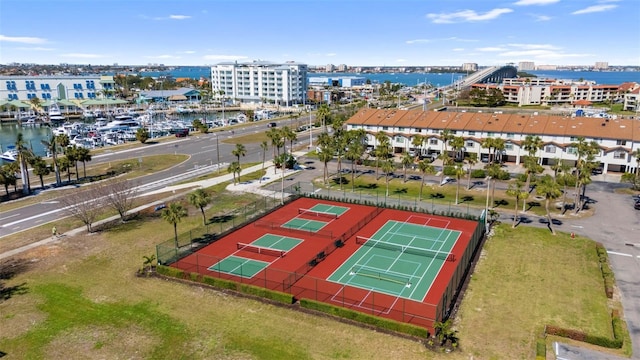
<box><xmin>327</xmin><ymin>220</ymin><xmax>461</xmax><ymax>302</ymax></box>
<box><xmin>281</xmin><ymin>204</ymin><xmax>350</xmax><ymax>232</ymax></box>
<box><xmin>208</xmin><ymin>234</ymin><xmax>303</xmax><ymax>278</ymax></box>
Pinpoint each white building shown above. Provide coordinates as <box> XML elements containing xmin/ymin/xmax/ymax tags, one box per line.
<box><xmin>210</xmin><ymin>61</ymin><xmax>308</xmax><ymax>106</ymax></box>
<box><xmin>518</xmin><ymin>62</ymin><xmax>535</xmax><ymax>71</ymax></box>
<box><xmin>346</xmin><ymin>108</ymin><xmax>640</xmax><ymax>174</ymax></box>
<box><xmin>0</xmin><ymin>75</ymin><xmax>115</xmax><ymax>102</ymax></box>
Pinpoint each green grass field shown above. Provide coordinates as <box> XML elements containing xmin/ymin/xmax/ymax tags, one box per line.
<box><xmin>0</xmin><ymin>188</ymin><xmax>625</xmax><ymax>359</ymax></box>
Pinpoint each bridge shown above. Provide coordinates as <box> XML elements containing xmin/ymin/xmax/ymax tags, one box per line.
<box><xmin>439</xmin><ymin>65</ymin><xmax>518</xmax><ymax>92</ymax></box>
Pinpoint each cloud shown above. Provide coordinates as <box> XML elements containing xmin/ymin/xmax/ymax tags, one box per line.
<box><xmin>507</xmin><ymin>43</ymin><xmax>560</xmax><ymax>50</ymax></box>
<box><xmin>180</xmin><ymin>50</ymin><xmax>196</xmax><ymax>54</ymax></box>
<box><xmin>512</xmin><ymin>0</ymin><xmax>559</xmax><ymax>5</ymax></box>
<box><xmin>203</xmin><ymin>54</ymin><xmax>249</xmax><ymax>61</ymax></box>
<box><xmin>406</xmin><ymin>39</ymin><xmax>431</xmax><ymax>44</ymax></box>
<box><xmin>571</xmin><ymin>4</ymin><xmax>617</xmax><ymax>14</ymax></box>
<box><xmin>169</xmin><ymin>15</ymin><xmax>191</xmax><ymax>20</ymax></box>
<box><xmin>15</xmin><ymin>47</ymin><xmax>54</xmax><ymax>51</ymax></box>
<box><xmin>476</xmin><ymin>47</ymin><xmax>508</xmax><ymax>52</ymax></box>
<box><xmin>60</xmin><ymin>53</ymin><xmax>104</xmax><ymax>59</ymax></box>
<box><xmin>452</xmin><ymin>48</ymin><xmax>465</xmax><ymax>52</ymax></box>
<box><xmin>426</xmin><ymin>8</ymin><xmax>513</xmax><ymax>24</ymax></box>
<box><xmin>0</xmin><ymin>35</ymin><xmax>47</xmax><ymax>44</ymax></box>
<box><xmin>148</xmin><ymin>14</ymin><xmax>192</xmax><ymax>20</ymax></box>
<box><xmin>530</xmin><ymin>14</ymin><xmax>552</xmax><ymax>21</ymax></box>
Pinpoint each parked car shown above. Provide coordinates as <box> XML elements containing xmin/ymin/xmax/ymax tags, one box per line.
<box><xmin>591</xmin><ymin>167</ymin><xmax>604</xmax><ymax>175</ymax></box>
<box><xmin>175</xmin><ymin>128</ymin><xmax>189</xmax><ymax>137</ymax></box>
<box><xmin>634</xmin><ymin>201</ymin><xmax>640</xmax><ymax>210</ymax></box>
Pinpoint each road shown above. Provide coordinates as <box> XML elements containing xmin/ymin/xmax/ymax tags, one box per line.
<box><xmin>0</xmin><ymin>118</ymin><xmax>321</xmax><ymax>237</ymax></box>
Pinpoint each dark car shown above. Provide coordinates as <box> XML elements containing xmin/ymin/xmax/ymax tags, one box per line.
<box><xmin>634</xmin><ymin>201</ymin><xmax>640</xmax><ymax>210</ymax></box>
<box><xmin>175</xmin><ymin>128</ymin><xmax>189</xmax><ymax>137</ymax></box>
<box><xmin>267</xmin><ymin>122</ymin><xmax>277</xmax><ymax>128</ymax></box>
<box><xmin>591</xmin><ymin>167</ymin><xmax>603</xmax><ymax>175</ymax></box>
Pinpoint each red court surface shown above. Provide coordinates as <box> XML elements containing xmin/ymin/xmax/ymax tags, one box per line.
<box><xmin>171</xmin><ymin>197</ymin><xmax>481</xmax><ymax>331</ymax></box>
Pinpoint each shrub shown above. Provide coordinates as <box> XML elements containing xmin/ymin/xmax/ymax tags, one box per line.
<box><xmin>443</xmin><ymin>166</ymin><xmax>457</xmax><ymax>176</ymax></box>
<box><xmin>535</xmin><ymin>337</ymin><xmax>546</xmax><ymax>359</ymax></box>
<box><xmin>470</xmin><ymin>169</ymin><xmax>486</xmax><ymax>178</ymax></box>
<box><xmin>300</xmin><ymin>298</ymin><xmax>428</xmax><ymax>338</ymax></box>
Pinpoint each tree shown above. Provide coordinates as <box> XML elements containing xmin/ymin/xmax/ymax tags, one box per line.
<box><xmin>411</xmin><ymin>135</ymin><xmax>424</xmax><ymax>160</ymax></box>
<box><xmin>232</xmin><ymin>143</ymin><xmax>246</xmax><ymax>165</ymax></box>
<box><xmin>374</xmin><ymin>132</ymin><xmax>391</xmax><ymax>180</ymax></box>
<box><xmin>75</xmin><ymin>147</ymin><xmax>92</xmax><ymax>179</ymax></box>
<box><xmin>282</xmin><ymin>126</ymin><xmax>297</xmax><ymax>154</ymax></box>
<box><xmin>317</xmin><ymin>145</ymin><xmax>333</xmax><ymax>185</ymax></box>
<box><xmin>418</xmin><ymin>160</ymin><xmax>435</xmax><ymax>201</ymax></box>
<box><xmin>31</xmin><ymin>156</ymin><xmax>50</xmax><ymax>189</ymax></box>
<box><xmin>521</xmin><ymin>135</ymin><xmax>544</xmax><ymax>211</ymax></box>
<box><xmin>136</xmin><ymin>128</ymin><xmax>150</xmax><ymax>143</ymax></box>
<box><xmin>465</xmin><ymin>153</ymin><xmax>478</xmax><ymax>190</ymax></box>
<box><xmin>98</xmin><ymin>178</ymin><xmax>139</xmax><ymax>222</ymax></box>
<box><xmin>438</xmin><ymin>152</ymin><xmax>453</xmax><ymax>185</ymax></box>
<box><xmin>266</xmin><ymin>127</ymin><xmax>284</xmax><ymax>173</ymax></box>
<box><xmin>381</xmin><ymin>158</ymin><xmax>395</xmax><ymax>197</ymax></box>
<box><xmin>401</xmin><ymin>150</ymin><xmax>414</xmax><ymax>183</ymax></box>
<box><xmin>536</xmin><ymin>175</ymin><xmax>562</xmax><ymax>235</ymax></box>
<box><xmin>259</xmin><ymin>140</ymin><xmax>269</xmax><ymax>181</ymax></box>
<box><xmin>440</xmin><ymin>129</ymin><xmax>454</xmax><ymax>155</ymax></box>
<box><xmin>59</xmin><ymin>189</ymin><xmax>103</xmax><ymax>233</ymax></box>
<box><xmin>345</xmin><ymin>129</ymin><xmax>366</xmax><ymax>191</ymax></box>
<box><xmin>485</xmin><ymin>163</ymin><xmax>503</xmax><ymax>207</ymax></box>
<box><xmin>481</xmin><ymin>138</ymin><xmax>495</xmax><ymax>164</ymax></box>
<box><xmin>453</xmin><ymin>163</ymin><xmax>466</xmax><ymax>204</ymax></box>
<box><xmin>188</xmin><ymin>188</ymin><xmax>211</xmax><ymax>226</ymax></box>
<box><xmin>0</xmin><ymin>164</ymin><xmax>17</xmax><ymax>195</ymax></box>
<box><xmin>65</xmin><ymin>145</ymin><xmax>81</xmax><ymax>181</ymax></box>
<box><xmin>161</xmin><ymin>203</ymin><xmax>188</xmax><ymax>248</ymax></box>
<box><xmin>449</xmin><ymin>136</ymin><xmax>464</xmax><ymax>161</ymax></box>
<box><xmin>506</xmin><ymin>180</ymin><xmax>529</xmax><ymax>228</ymax></box>
<box><xmin>433</xmin><ymin>319</ymin><xmax>458</xmax><ymax>347</ymax></box>
<box><xmin>228</xmin><ymin>161</ymin><xmax>241</xmax><ymax>185</ymax></box>
<box><xmin>41</xmin><ymin>134</ymin><xmax>61</xmax><ymax>186</ymax></box>
<box><xmin>570</xmin><ymin>137</ymin><xmax>600</xmax><ymax>212</ymax></box>
<box><xmin>316</xmin><ymin>103</ymin><xmax>331</xmax><ymax>131</ymax></box>
<box><xmin>14</xmin><ymin>133</ymin><xmax>34</xmax><ymax>194</ymax></box>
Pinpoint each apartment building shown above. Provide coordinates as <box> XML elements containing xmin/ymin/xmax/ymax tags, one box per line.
<box><xmin>0</xmin><ymin>75</ymin><xmax>115</xmax><ymax>102</ymax></box>
<box><xmin>210</xmin><ymin>61</ymin><xmax>308</xmax><ymax>106</ymax></box>
<box><xmin>346</xmin><ymin>108</ymin><xmax>640</xmax><ymax>174</ymax></box>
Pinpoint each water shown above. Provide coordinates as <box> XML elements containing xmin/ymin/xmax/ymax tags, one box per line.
<box><xmin>138</xmin><ymin>66</ymin><xmax>640</xmax><ymax>86</ymax></box>
<box><xmin>0</xmin><ymin>124</ymin><xmax>53</xmax><ymax>160</ymax></box>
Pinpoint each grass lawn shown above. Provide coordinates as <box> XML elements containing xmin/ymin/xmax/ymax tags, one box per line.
<box><xmin>0</xmin><ymin>189</ymin><xmax>623</xmax><ymax>359</ymax></box>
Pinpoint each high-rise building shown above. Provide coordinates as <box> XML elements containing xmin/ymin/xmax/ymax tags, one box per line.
<box><xmin>518</xmin><ymin>62</ymin><xmax>535</xmax><ymax>71</ymax></box>
<box><xmin>595</xmin><ymin>62</ymin><xmax>609</xmax><ymax>70</ymax></box>
<box><xmin>210</xmin><ymin>61</ymin><xmax>308</xmax><ymax>106</ymax></box>
<box><xmin>462</xmin><ymin>63</ymin><xmax>478</xmax><ymax>72</ymax></box>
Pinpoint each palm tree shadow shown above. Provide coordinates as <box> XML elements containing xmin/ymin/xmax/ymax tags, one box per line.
<box><xmin>209</xmin><ymin>214</ymin><xmax>235</xmax><ymax>223</ymax></box>
<box><xmin>1</xmin><ymin>258</ymin><xmax>31</xmax><ymax>301</ymax></box>
<box><xmin>461</xmin><ymin>195</ymin><xmax>474</xmax><ymax>202</ymax></box>
<box><xmin>527</xmin><ymin>201</ymin><xmax>541</xmax><ymax>211</ymax></box>
<box><xmin>393</xmin><ymin>188</ymin><xmax>408</xmax><ymax>194</ymax></box>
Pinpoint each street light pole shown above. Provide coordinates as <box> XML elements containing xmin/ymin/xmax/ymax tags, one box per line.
<box><xmin>485</xmin><ymin>176</ymin><xmax>492</xmax><ymax>231</ymax></box>
<box><xmin>308</xmin><ymin>109</ymin><xmax>313</xmax><ymax>149</ymax></box>
<box><xmin>212</xmin><ymin>134</ymin><xmax>220</xmax><ymax>173</ymax></box>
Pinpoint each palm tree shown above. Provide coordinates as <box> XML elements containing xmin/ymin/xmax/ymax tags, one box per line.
<box><xmin>465</xmin><ymin>153</ymin><xmax>478</xmax><ymax>190</ymax></box>
<box><xmin>188</xmin><ymin>189</ymin><xmax>211</xmax><ymax>226</ymax></box>
<box><xmin>58</xmin><ymin>156</ymin><xmax>72</xmax><ymax>183</ymax></box>
<box><xmin>400</xmin><ymin>151</ymin><xmax>414</xmax><ymax>182</ymax></box>
<box><xmin>485</xmin><ymin>162</ymin><xmax>502</xmax><ymax>207</ymax></box>
<box><xmin>65</xmin><ymin>145</ymin><xmax>80</xmax><ymax>181</ymax></box>
<box><xmin>453</xmin><ymin>163</ymin><xmax>466</xmax><ymax>204</ymax></box>
<box><xmin>521</xmin><ymin>135</ymin><xmax>544</xmax><ymax>211</ymax></box>
<box><xmin>266</xmin><ymin>128</ymin><xmax>283</xmax><ymax>174</ymax></box>
<box><xmin>14</xmin><ymin>133</ymin><xmax>33</xmax><ymax>194</ymax></box>
<box><xmin>232</xmin><ymin>143</ymin><xmax>246</xmax><ymax>165</ymax></box>
<box><xmin>492</xmin><ymin>138</ymin><xmax>505</xmax><ymax>164</ymax></box>
<box><xmin>259</xmin><ymin>140</ymin><xmax>269</xmax><ymax>181</ymax></box>
<box><xmin>345</xmin><ymin>129</ymin><xmax>366</xmax><ymax>191</ymax></box>
<box><xmin>411</xmin><ymin>135</ymin><xmax>424</xmax><ymax>160</ymax></box>
<box><xmin>316</xmin><ymin>103</ymin><xmax>331</xmax><ymax>132</ymax></box>
<box><xmin>41</xmin><ymin>134</ymin><xmax>61</xmax><ymax>186</ymax></box>
<box><xmin>481</xmin><ymin>137</ymin><xmax>495</xmax><ymax>163</ymax></box>
<box><xmin>317</xmin><ymin>145</ymin><xmax>333</xmax><ymax>185</ymax></box>
<box><xmin>450</xmin><ymin>136</ymin><xmax>464</xmax><ymax>161</ymax></box>
<box><xmin>0</xmin><ymin>164</ymin><xmax>17</xmax><ymax>195</ymax></box>
<box><xmin>438</xmin><ymin>152</ymin><xmax>453</xmax><ymax>186</ymax></box>
<box><xmin>506</xmin><ymin>180</ymin><xmax>529</xmax><ymax>228</ymax></box>
<box><xmin>440</xmin><ymin>129</ymin><xmax>454</xmax><ymax>156</ymax></box>
<box><xmin>161</xmin><ymin>203</ymin><xmax>188</xmax><ymax>248</ymax></box>
<box><xmin>75</xmin><ymin>147</ymin><xmax>92</xmax><ymax>179</ymax></box>
<box><xmin>536</xmin><ymin>175</ymin><xmax>562</xmax><ymax>235</ymax></box>
<box><xmin>282</xmin><ymin>126</ymin><xmax>297</xmax><ymax>154</ymax></box>
<box><xmin>374</xmin><ymin>132</ymin><xmax>391</xmax><ymax>180</ymax></box>
<box><xmin>31</xmin><ymin>156</ymin><xmax>50</xmax><ymax>188</ymax></box>
<box><xmin>228</xmin><ymin>161</ymin><xmax>241</xmax><ymax>185</ymax></box>
<box><xmin>381</xmin><ymin>158</ymin><xmax>395</xmax><ymax>197</ymax></box>
<box><xmin>417</xmin><ymin>160</ymin><xmax>435</xmax><ymax>201</ymax></box>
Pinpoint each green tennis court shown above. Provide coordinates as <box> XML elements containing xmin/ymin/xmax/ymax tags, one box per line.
<box><xmin>282</xmin><ymin>217</ymin><xmax>328</xmax><ymax>232</ymax></box>
<box><xmin>328</xmin><ymin>220</ymin><xmax>461</xmax><ymax>301</ymax></box>
<box><xmin>208</xmin><ymin>234</ymin><xmax>303</xmax><ymax>278</ymax></box>
<box><xmin>305</xmin><ymin>203</ymin><xmax>350</xmax><ymax>217</ymax></box>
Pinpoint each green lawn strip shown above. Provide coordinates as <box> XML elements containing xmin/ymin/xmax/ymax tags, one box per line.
<box><xmin>456</xmin><ymin>225</ymin><xmax>613</xmax><ymax>358</ymax></box>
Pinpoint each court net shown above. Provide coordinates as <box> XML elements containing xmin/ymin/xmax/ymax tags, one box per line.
<box><xmin>350</xmin><ymin>265</ymin><xmax>411</xmax><ymax>287</ymax></box>
<box><xmin>237</xmin><ymin>243</ymin><xmax>286</xmax><ymax>257</ymax></box>
<box><xmin>355</xmin><ymin>236</ymin><xmax>455</xmax><ymax>262</ymax></box>
<box><xmin>298</xmin><ymin>208</ymin><xmax>339</xmax><ymax>219</ymax></box>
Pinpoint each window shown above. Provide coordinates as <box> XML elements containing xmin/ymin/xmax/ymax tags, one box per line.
<box><xmin>545</xmin><ymin>145</ymin><xmax>556</xmax><ymax>153</ymax></box>
<box><xmin>395</xmin><ymin>136</ymin><xmax>405</xmax><ymax>143</ymax></box>
<box><xmin>506</xmin><ymin>133</ymin><xmax>515</xmax><ymax>138</ymax></box>
<box><xmin>616</xmin><ymin>140</ymin><xmax>627</xmax><ymax>146</ymax></box>
<box><xmin>613</xmin><ymin>151</ymin><xmax>626</xmax><ymax>160</ymax></box>
<box><xmin>567</xmin><ymin>147</ymin><xmax>577</xmax><ymax>155</ymax></box>
<box><xmin>468</xmin><ymin>131</ymin><xmax>476</xmax><ymax>136</ymax></box>
<box><xmin>466</xmin><ymin>141</ymin><xmax>474</xmax><ymax>148</ymax></box>
<box><xmin>487</xmin><ymin>132</ymin><xmax>494</xmax><ymax>137</ymax></box>
<box><xmin>570</xmin><ymin>136</ymin><xmax>578</xmax><ymax>141</ymax></box>
<box><xmin>429</xmin><ymin>139</ymin><xmax>438</xmax><ymax>145</ymax></box>
<box><xmin>505</xmin><ymin>144</ymin><xmax>514</xmax><ymax>150</ymax></box>
<box><xmin>382</xmin><ymin>126</ymin><xmax>388</xmax><ymax>131</ymax></box>
<box><xmin>398</xmin><ymin>127</ymin><xmax>405</xmax><ymax>132</ymax></box>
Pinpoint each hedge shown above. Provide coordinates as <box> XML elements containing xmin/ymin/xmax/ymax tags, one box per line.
<box><xmin>545</xmin><ymin>309</ymin><xmax>625</xmax><ymax>349</ymax></box>
<box><xmin>535</xmin><ymin>336</ymin><xmax>546</xmax><ymax>359</ymax></box>
<box><xmin>300</xmin><ymin>298</ymin><xmax>428</xmax><ymax>338</ymax></box>
<box><xmin>595</xmin><ymin>242</ymin><xmax>615</xmax><ymax>299</ymax></box>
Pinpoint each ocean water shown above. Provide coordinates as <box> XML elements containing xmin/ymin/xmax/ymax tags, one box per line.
<box><xmin>139</xmin><ymin>67</ymin><xmax>640</xmax><ymax>86</ymax></box>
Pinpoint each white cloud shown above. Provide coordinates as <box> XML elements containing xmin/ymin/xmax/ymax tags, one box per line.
<box><xmin>169</xmin><ymin>15</ymin><xmax>191</xmax><ymax>20</ymax></box>
<box><xmin>477</xmin><ymin>47</ymin><xmax>508</xmax><ymax>52</ymax></box>
<box><xmin>452</xmin><ymin>48</ymin><xmax>465</xmax><ymax>52</ymax></box>
<box><xmin>426</xmin><ymin>8</ymin><xmax>513</xmax><ymax>24</ymax></box>
<box><xmin>531</xmin><ymin>14</ymin><xmax>552</xmax><ymax>21</ymax></box>
<box><xmin>180</xmin><ymin>50</ymin><xmax>196</xmax><ymax>54</ymax></box>
<box><xmin>16</xmin><ymin>47</ymin><xmax>54</xmax><ymax>51</ymax></box>
<box><xmin>203</xmin><ymin>54</ymin><xmax>249</xmax><ymax>61</ymax></box>
<box><xmin>572</xmin><ymin>4</ymin><xmax>617</xmax><ymax>14</ymax></box>
<box><xmin>326</xmin><ymin>53</ymin><xmax>337</xmax><ymax>57</ymax></box>
<box><xmin>60</xmin><ymin>53</ymin><xmax>104</xmax><ymax>59</ymax></box>
<box><xmin>149</xmin><ymin>14</ymin><xmax>192</xmax><ymax>20</ymax></box>
<box><xmin>0</xmin><ymin>35</ymin><xmax>47</xmax><ymax>44</ymax></box>
<box><xmin>513</xmin><ymin>0</ymin><xmax>559</xmax><ymax>5</ymax></box>
<box><xmin>507</xmin><ymin>43</ymin><xmax>560</xmax><ymax>50</ymax></box>
<box><xmin>406</xmin><ymin>39</ymin><xmax>431</xmax><ymax>44</ymax></box>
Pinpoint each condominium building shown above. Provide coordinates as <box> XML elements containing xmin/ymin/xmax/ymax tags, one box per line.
<box><xmin>346</xmin><ymin>108</ymin><xmax>640</xmax><ymax>174</ymax></box>
<box><xmin>0</xmin><ymin>75</ymin><xmax>115</xmax><ymax>102</ymax></box>
<box><xmin>210</xmin><ymin>61</ymin><xmax>308</xmax><ymax>106</ymax></box>
<box><xmin>517</xmin><ymin>62</ymin><xmax>535</xmax><ymax>71</ymax></box>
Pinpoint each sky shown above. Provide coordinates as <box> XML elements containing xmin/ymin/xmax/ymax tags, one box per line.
<box><xmin>1</xmin><ymin>0</ymin><xmax>639</xmax><ymax>67</ymax></box>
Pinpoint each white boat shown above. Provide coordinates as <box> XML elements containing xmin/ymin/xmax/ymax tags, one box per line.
<box><xmin>97</xmin><ymin>119</ymin><xmax>141</xmax><ymax>132</ymax></box>
<box><xmin>1</xmin><ymin>146</ymin><xmax>18</xmax><ymax>162</ymax></box>
<box><xmin>48</xmin><ymin>103</ymin><xmax>65</xmax><ymax>122</ymax></box>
